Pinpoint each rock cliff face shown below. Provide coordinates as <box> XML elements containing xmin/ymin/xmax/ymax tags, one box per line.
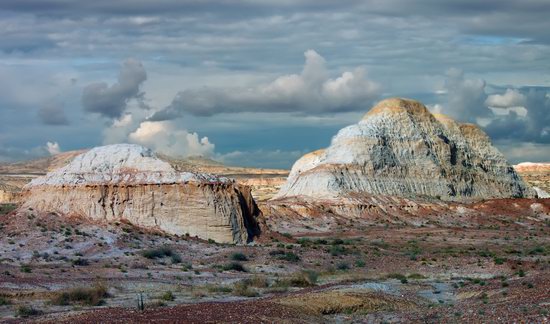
<box><xmin>0</xmin><ymin>183</ymin><xmax>19</xmax><ymax>203</ymax></box>
<box><xmin>275</xmin><ymin>98</ymin><xmax>535</xmax><ymax>202</ymax></box>
<box><xmin>21</xmin><ymin>144</ymin><xmax>260</xmax><ymax>244</ymax></box>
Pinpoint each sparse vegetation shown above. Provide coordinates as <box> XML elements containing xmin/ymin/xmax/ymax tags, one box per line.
<box><xmin>232</xmin><ymin>281</ymin><xmax>258</xmax><ymax>297</ymax></box>
<box><xmin>288</xmin><ymin>270</ymin><xmax>318</xmax><ymax>287</ymax></box>
<box><xmin>50</xmin><ymin>284</ymin><xmax>110</xmax><ymax>306</ymax></box>
<box><xmin>141</xmin><ymin>246</ymin><xmax>181</xmax><ymax>264</ymax></box>
<box><xmin>230</xmin><ymin>252</ymin><xmax>248</xmax><ymax>261</ymax></box>
<box><xmin>160</xmin><ymin>291</ymin><xmax>175</xmax><ymax>301</ymax></box>
<box><xmin>16</xmin><ymin>305</ymin><xmax>42</xmax><ymax>318</ymax></box>
<box><xmin>222</xmin><ymin>262</ymin><xmax>247</xmax><ymax>272</ymax></box>
<box><xmin>20</xmin><ymin>264</ymin><xmax>32</xmax><ymax>273</ymax></box>
<box><xmin>0</xmin><ymin>203</ymin><xmax>17</xmax><ymax>215</ymax></box>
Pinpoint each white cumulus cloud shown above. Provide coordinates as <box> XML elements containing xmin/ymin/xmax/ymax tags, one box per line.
<box><xmin>128</xmin><ymin>121</ymin><xmax>215</xmax><ymax>158</ymax></box>
<box><xmin>150</xmin><ymin>49</ymin><xmax>381</xmax><ymax>119</ymax></box>
<box><xmin>46</xmin><ymin>141</ymin><xmax>61</xmax><ymax>155</ymax></box>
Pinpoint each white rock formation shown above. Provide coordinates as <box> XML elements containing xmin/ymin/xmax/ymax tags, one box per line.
<box><xmin>275</xmin><ymin>98</ymin><xmax>534</xmax><ymax>202</ymax></box>
<box><xmin>514</xmin><ymin>162</ymin><xmax>550</xmax><ymax>172</ymax></box>
<box><xmin>21</xmin><ymin>144</ymin><xmax>260</xmax><ymax>244</ymax></box>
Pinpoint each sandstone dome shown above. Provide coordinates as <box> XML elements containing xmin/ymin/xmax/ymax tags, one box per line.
<box><xmin>275</xmin><ymin>98</ymin><xmax>535</xmax><ymax>202</ymax></box>
<box><xmin>26</xmin><ymin>144</ymin><xmax>222</xmax><ymax>187</ymax></box>
<box><xmin>21</xmin><ymin>144</ymin><xmax>260</xmax><ymax>244</ymax></box>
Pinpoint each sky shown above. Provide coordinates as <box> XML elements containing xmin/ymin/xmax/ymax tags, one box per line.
<box><xmin>1</xmin><ymin>0</ymin><xmax>549</xmax><ymax>168</ymax></box>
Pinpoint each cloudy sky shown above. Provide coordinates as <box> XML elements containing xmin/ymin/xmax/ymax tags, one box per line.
<box><xmin>1</xmin><ymin>0</ymin><xmax>549</xmax><ymax>168</ymax></box>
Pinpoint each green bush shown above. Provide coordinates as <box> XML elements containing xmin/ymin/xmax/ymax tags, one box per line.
<box><xmin>71</xmin><ymin>258</ymin><xmax>89</xmax><ymax>266</ymax></box>
<box><xmin>355</xmin><ymin>259</ymin><xmax>366</xmax><ymax>267</ymax></box>
<box><xmin>170</xmin><ymin>254</ymin><xmax>182</xmax><ymax>264</ymax></box>
<box><xmin>0</xmin><ymin>297</ymin><xmax>10</xmax><ymax>306</ymax></box>
<box><xmin>20</xmin><ymin>264</ymin><xmax>32</xmax><ymax>273</ymax></box>
<box><xmin>160</xmin><ymin>291</ymin><xmax>175</xmax><ymax>301</ymax></box>
<box><xmin>141</xmin><ymin>246</ymin><xmax>175</xmax><ymax>259</ymax></box>
<box><xmin>16</xmin><ymin>305</ymin><xmax>42</xmax><ymax>317</ymax></box>
<box><xmin>222</xmin><ymin>262</ymin><xmax>247</xmax><ymax>272</ymax></box>
<box><xmin>337</xmin><ymin>262</ymin><xmax>350</xmax><ymax>270</ymax></box>
<box><xmin>278</xmin><ymin>252</ymin><xmax>300</xmax><ymax>262</ymax></box>
<box><xmin>328</xmin><ymin>245</ymin><xmax>348</xmax><ymax>256</ymax></box>
<box><xmin>230</xmin><ymin>252</ymin><xmax>248</xmax><ymax>261</ymax></box>
<box><xmin>0</xmin><ymin>204</ymin><xmax>17</xmax><ymax>216</ymax></box>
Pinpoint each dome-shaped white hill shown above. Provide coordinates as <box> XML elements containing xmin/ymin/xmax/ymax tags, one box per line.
<box><xmin>275</xmin><ymin>98</ymin><xmax>535</xmax><ymax>201</ymax></box>
<box><xmin>26</xmin><ymin>144</ymin><xmax>226</xmax><ymax>187</ymax></box>
<box><xmin>21</xmin><ymin>144</ymin><xmax>259</xmax><ymax>244</ymax></box>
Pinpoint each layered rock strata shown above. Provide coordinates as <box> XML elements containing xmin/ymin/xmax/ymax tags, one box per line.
<box><xmin>275</xmin><ymin>98</ymin><xmax>535</xmax><ymax>202</ymax></box>
<box><xmin>0</xmin><ymin>183</ymin><xmax>19</xmax><ymax>203</ymax></box>
<box><xmin>21</xmin><ymin>144</ymin><xmax>260</xmax><ymax>244</ymax></box>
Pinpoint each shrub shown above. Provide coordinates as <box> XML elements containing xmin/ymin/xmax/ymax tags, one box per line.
<box><xmin>243</xmin><ymin>275</ymin><xmax>269</xmax><ymax>288</ymax></box>
<box><xmin>170</xmin><ymin>254</ymin><xmax>182</xmax><ymax>264</ymax></box>
<box><xmin>50</xmin><ymin>284</ymin><xmax>109</xmax><ymax>306</ymax></box>
<box><xmin>355</xmin><ymin>260</ymin><xmax>366</xmax><ymax>268</ymax></box>
<box><xmin>71</xmin><ymin>258</ymin><xmax>89</xmax><ymax>266</ymax></box>
<box><xmin>206</xmin><ymin>285</ymin><xmax>233</xmax><ymax>293</ymax></box>
<box><xmin>336</xmin><ymin>262</ymin><xmax>350</xmax><ymax>271</ymax></box>
<box><xmin>278</xmin><ymin>252</ymin><xmax>300</xmax><ymax>262</ymax></box>
<box><xmin>230</xmin><ymin>252</ymin><xmax>248</xmax><ymax>261</ymax></box>
<box><xmin>160</xmin><ymin>291</ymin><xmax>175</xmax><ymax>301</ymax></box>
<box><xmin>222</xmin><ymin>262</ymin><xmax>247</xmax><ymax>272</ymax></box>
<box><xmin>386</xmin><ymin>273</ymin><xmax>407</xmax><ymax>281</ymax></box>
<box><xmin>328</xmin><ymin>245</ymin><xmax>348</xmax><ymax>256</ymax></box>
<box><xmin>0</xmin><ymin>297</ymin><xmax>10</xmax><ymax>306</ymax></box>
<box><xmin>0</xmin><ymin>204</ymin><xmax>17</xmax><ymax>216</ymax></box>
<box><xmin>16</xmin><ymin>305</ymin><xmax>42</xmax><ymax>317</ymax></box>
<box><xmin>407</xmin><ymin>273</ymin><xmax>427</xmax><ymax>280</ymax></box>
<box><xmin>141</xmin><ymin>246</ymin><xmax>179</xmax><ymax>260</ymax></box>
<box><xmin>20</xmin><ymin>264</ymin><xmax>32</xmax><ymax>273</ymax></box>
<box><xmin>288</xmin><ymin>270</ymin><xmax>318</xmax><ymax>287</ymax></box>
<box><xmin>493</xmin><ymin>257</ymin><xmax>505</xmax><ymax>265</ymax></box>
<box><xmin>232</xmin><ymin>281</ymin><xmax>258</xmax><ymax>297</ymax></box>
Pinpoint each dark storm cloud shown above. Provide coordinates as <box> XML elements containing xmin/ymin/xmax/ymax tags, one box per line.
<box><xmin>82</xmin><ymin>58</ymin><xmax>147</xmax><ymax>118</ymax></box>
<box><xmin>37</xmin><ymin>102</ymin><xmax>69</xmax><ymax>125</ymax></box>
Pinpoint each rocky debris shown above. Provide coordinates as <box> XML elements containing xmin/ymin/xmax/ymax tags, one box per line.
<box><xmin>275</xmin><ymin>98</ymin><xmax>535</xmax><ymax>202</ymax></box>
<box><xmin>20</xmin><ymin>144</ymin><xmax>260</xmax><ymax>244</ymax></box>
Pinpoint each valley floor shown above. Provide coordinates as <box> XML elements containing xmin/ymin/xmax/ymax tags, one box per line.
<box><xmin>0</xmin><ymin>204</ymin><xmax>549</xmax><ymax>323</ymax></box>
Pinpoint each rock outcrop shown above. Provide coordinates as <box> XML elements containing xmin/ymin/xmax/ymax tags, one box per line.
<box><xmin>0</xmin><ymin>183</ymin><xmax>19</xmax><ymax>203</ymax></box>
<box><xmin>515</xmin><ymin>162</ymin><xmax>550</xmax><ymax>198</ymax></box>
<box><xmin>21</xmin><ymin>144</ymin><xmax>260</xmax><ymax>244</ymax></box>
<box><xmin>275</xmin><ymin>98</ymin><xmax>535</xmax><ymax>202</ymax></box>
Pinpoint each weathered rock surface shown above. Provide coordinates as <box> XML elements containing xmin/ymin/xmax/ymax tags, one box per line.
<box><xmin>0</xmin><ymin>182</ymin><xmax>19</xmax><ymax>203</ymax></box>
<box><xmin>514</xmin><ymin>162</ymin><xmax>550</xmax><ymax>198</ymax></box>
<box><xmin>275</xmin><ymin>98</ymin><xmax>535</xmax><ymax>202</ymax></box>
<box><xmin>21</xmin><ymin>144</ymin><xmax>260</xmax><ymax>244</ymax></box>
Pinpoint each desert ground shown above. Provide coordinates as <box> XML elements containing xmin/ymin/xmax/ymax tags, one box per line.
<box><xmin>0</xmin><ymin>198</ymin><xmax>549</xmax><ymax>323</ymax></box>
